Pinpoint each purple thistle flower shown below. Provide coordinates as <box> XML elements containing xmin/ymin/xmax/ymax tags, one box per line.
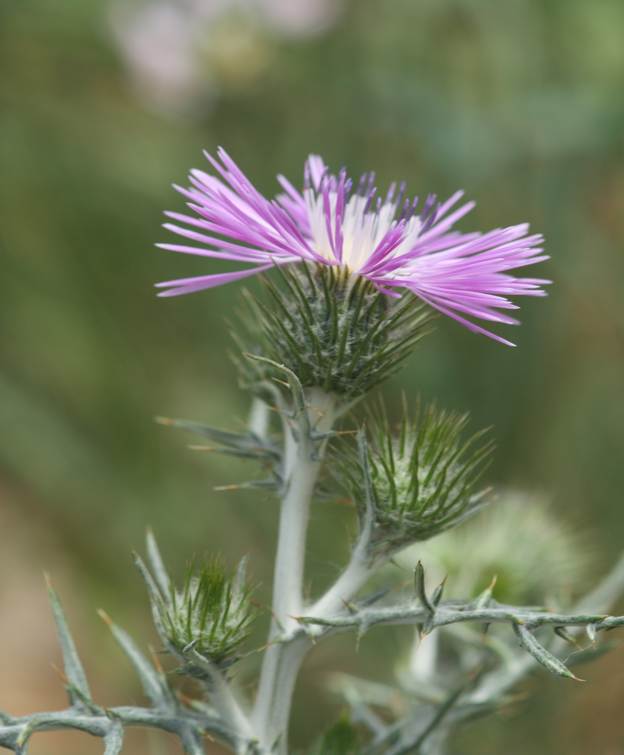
<box><xmin>157</xmin><ymin>148</ymin><xmax>550</xmax><ymax>346</ymax></box>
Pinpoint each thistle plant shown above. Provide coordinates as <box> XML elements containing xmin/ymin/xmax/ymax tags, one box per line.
<box><xmin>3</xmin><ymin>150</ymin><xmax>624</xmax><ymax>755</ymax></box>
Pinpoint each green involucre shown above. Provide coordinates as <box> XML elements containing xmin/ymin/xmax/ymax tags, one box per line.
<box><xmin>158</xmin><ymin>557</ymin><xmax>256</xmax><ymax>669</ymax></box>
<box><xmin>233</xmin><ymin>263</ymin><xmax>433</xmax><ymax>399</ymax></box>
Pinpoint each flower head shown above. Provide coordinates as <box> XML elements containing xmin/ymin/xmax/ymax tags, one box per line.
<box><xmin>143</xmin><ymin>553</ymin><xmax>256</xmax><ymax>673</ymax></box>
<box><xmin>340</xmin><ymin>401</ymin><xmax>494</xmax><ymax>561</ymax></box>
<box><xmin>157</xmin><ymin>148</ymin><xmax>549</xmax><ymax>345</ymax></box>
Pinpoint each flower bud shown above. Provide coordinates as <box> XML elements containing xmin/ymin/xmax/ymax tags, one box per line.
<box><xmin>343</xmin><ymin>402</ymin><xmax>494</xmax><ymax>560</ymax></box>
<box><xmin>398</xmin><ymin>491</ymin><xmax>591</xmax><ymax>604</ymax></box>
<box><xmin>156</xmin><ymin>557</ymin><xmax>255</xmax><ymax>671</ymax></box>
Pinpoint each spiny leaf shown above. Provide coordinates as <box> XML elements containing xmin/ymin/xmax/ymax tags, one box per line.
<box><xmin>473</xmin><ymin>575</ymin><xmax>497</xmax><ymax>609</ymax></box>
<box><xmin>146</xmin><ymin>530</ymin><xmax>172</xmax><ymax>598</ymax></box>
<box><xmin>134</xmin><ymin>554</ymin><xmax>169</xmax><ymax>645</ymax></box>
<box><xmin>156</xmin><ymin>417</ymin><xmax>278</xmax><ymax>461</ymax></box>
<box><xmin>513</xmin><ymin>623</ymin><xmax>583</xmax><ymax>681</ymax></box>
<box><xmin>98</xmin><ymin>610</ymin><xmax>172</xmax><ymax>708</ymax></box>
<box><xmin>431</xmin><ymin>577</ymin><xmax>447</xmax><ymax>607</ymax></box>
<box><xmin>414</xmin><ymin>562</ymin><xmax>434</xmax><ymax>616</ymax></box>
<box><xmin>45</xmin><ymin>575</ymin><xmax>91</xmax><ymax>706</ymax></box>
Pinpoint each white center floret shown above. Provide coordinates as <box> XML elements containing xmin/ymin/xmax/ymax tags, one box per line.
<box><xmin>304</xmin><ymin>189</ymin><xmax>423</xmax><ymax>272</ymax></box>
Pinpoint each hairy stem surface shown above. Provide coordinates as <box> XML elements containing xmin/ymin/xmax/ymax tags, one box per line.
<box><xmin>253</xmin><ymin>388</ymin><xmax>336</xmax><ymax>752</ymax></box>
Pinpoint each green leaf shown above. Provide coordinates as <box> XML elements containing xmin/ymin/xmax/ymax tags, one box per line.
<box><xmin>155</xmin><ymin>417</ymin><xmax>279</xmax><ymax>461</ymax></box>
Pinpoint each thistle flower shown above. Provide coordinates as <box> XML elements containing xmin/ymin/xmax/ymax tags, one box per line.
<box><xmin>157</xmin><ymin>149</ymin><xmax>549</xmax><ymax>345</ymax></box>
<box><xmin>341</xmin><ymin>402</ymin><xmax>494</xmax><ymax>560</ymax></box>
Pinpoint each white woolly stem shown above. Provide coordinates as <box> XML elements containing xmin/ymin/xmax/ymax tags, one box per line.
<box><xmin>248</xmin><ymin>397</ymin><xmax>270</xmax><ymax>441</ymax></box>
<box><xmin>309</xmin><ymin>534</ymin><xmax>372</xmax><ymax>619</ymax></box>
<box><xmin>186</xmin><ymin>650</ymin><xmax>253</xmax><ymax>749</ymax></box>
<box><xmin>253</xmin><ymin>388</ymin><xmax>336</xmax><ymax>752</ymax></box>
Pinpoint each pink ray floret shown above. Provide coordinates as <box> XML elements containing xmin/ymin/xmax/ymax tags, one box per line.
<box><xmin>157</xmin><ymin>148</ymin><xmax>550</xmax><ymax>345</ymax></box>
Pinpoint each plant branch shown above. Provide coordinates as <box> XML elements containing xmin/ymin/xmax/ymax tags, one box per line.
<box><xmin>308</xmin><ymin>430</ymin><xmax>376</xmax><ymax>619</ymax></box>
<box><xmin>301</xmin><ymin>600</ymin><xmax>620</xmax><ymax>634</ymax></box>
<box><xmin>468</xmin><ymin>550</ymin><xmax>624</xmax><ymax>704</ymax></box>
<box><xmin>299</xmin><ymin>598</ymin><xmax>624</xmax><ymax>680</ymax></box>
<box><xmin>0</xmin><ymin>705</ymin><xmax>227</xmax><ymax>754</ymax></box>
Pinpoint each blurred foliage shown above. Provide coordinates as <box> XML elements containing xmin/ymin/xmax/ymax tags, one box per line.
<box><xmin>1</xmin><ymin>0</ymin><xmax>623</xmax><ymax>752</ymax></box>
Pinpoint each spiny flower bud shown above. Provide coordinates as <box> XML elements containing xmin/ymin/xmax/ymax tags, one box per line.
<box><xmin>152</xmin><ymin>556</ymin><xmax>256</xmax><ymax>672</ymax></box>
<box><xmin>234</xmin><ymin>262</ymin><xmax>433</xmax><ymax>399</ymax></box>
<box><xmin>343</xmin><ymin>401</ymin><xmax>494</xmax><ymax>560</ymax></box>
<box><xmin>399</xmin><ymin>492</ymin><xmax>592</xmax><ymax>604</ymax></box>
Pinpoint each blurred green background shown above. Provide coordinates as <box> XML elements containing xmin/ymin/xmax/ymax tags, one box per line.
<box><xmin>1</xmin><ymin>0</ymin><xmax>624</xmax><ymax>752</ymax></box>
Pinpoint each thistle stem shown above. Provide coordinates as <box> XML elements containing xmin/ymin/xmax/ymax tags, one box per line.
<box><xmin>196</xmin><ymin>658</ymin><xmax>254</xmax><ymax>748</ymax></box>
<box><xmin>309</xmin><ymin>537</ymin><xmax>371</xmax><ymax>619</ymax></box>
<box><xmin>253</xmin><ymin>388</ymin><xmax>336</xmax><ymax>752</ymax></box>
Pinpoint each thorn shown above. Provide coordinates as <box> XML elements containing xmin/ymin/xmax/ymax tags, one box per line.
<box><xmin>149</xmin><ymin>645</ymin><xmax>165</xmax><ymax>675</ymax></box>
<box><xmin>188</xmin><ymin>445</ymin><xmax>217</xmax><ymax>452</ymax></box>
<box><xmin>155</xmin><ymin>416</ymin><xmax>175</xmax><ymax>426</ymax></box>
<box><xmin>431</xmin><ymin>575</ymin><xmax>447</xmax><ymax>607</ymax></box>
<box><xmin>97</xmin><ymin>609</ymin><xmax>113</xmax><ymax>627</ymax></box>
<box><xmin>414</xmin><ymin>561</ymin><xmax>434</xmax><ymax>615</ymax></box>
<box><xmin>474</xmin><ymin>574</ymin><xmax>498</xmax><ymax>609</ymax></box>
<box><xmin>554</xmin><ymin>626</ymin><xmax>581</xmax><ymax>649</ymax></box>
<box><xmin>51</xmin><ymin>662</ymin><xmax>68</xmax><ymax>685</ymax></box>
<box><xmin>213</xmin><ymin>484</ymin><xmax>242</xmax><ymax>492</ymax></box>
